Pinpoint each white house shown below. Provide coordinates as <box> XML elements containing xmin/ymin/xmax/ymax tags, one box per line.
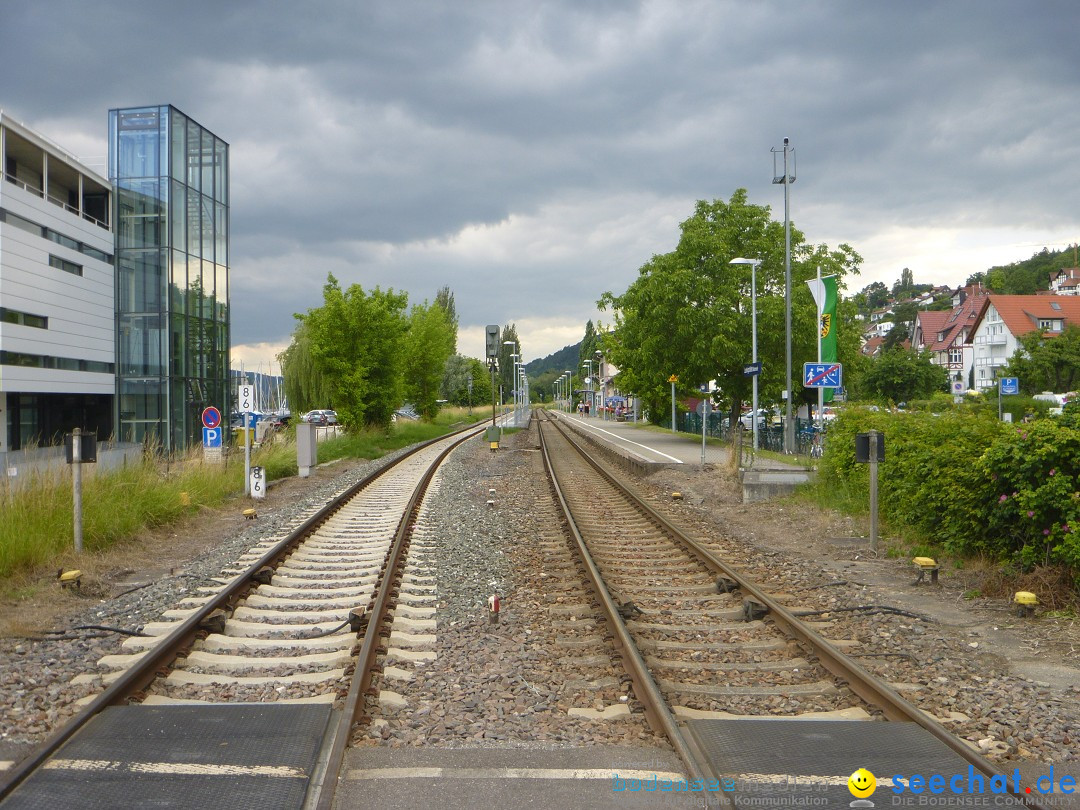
<box><xmin>967</xmin><ymin>295</ymin><xmax>1080</xmax><ymax>390</ymax></box>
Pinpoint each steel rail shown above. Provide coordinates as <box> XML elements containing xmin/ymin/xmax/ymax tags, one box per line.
<box><xmin>545</xmin><ymin>412</ymin><xmax>1050</xmax><ymax>810</ymax></box>
<box><xmin>0</xmin><ymin>423</ymin><xmax>484</xmax><ymax>803</ymax></box>
<box><xmin>311</xmin><ymin>425</ymin><xmax>484</xmax><ymax>810</ymax></box>
<box><xmin>536</xmin><ymin>414</ymin><xmax>713</xmax><ymax>788</ymax></box>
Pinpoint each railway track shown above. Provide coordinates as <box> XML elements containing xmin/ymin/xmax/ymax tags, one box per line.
<box><xmin>0</xmin><ymin>424</ymin><xmax>485</xmax><ymax>809</ymax></box>
<box><xmin>537</xmin><ymin>410</ymin><xmax>1049</xmax><ymax>808</ymax></box>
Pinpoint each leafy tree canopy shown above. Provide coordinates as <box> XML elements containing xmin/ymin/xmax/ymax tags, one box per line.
<box><xmin>856</xmin><ymin>347</ymin><xmax>948</xmax><ymax>403</ymax></box>
<box><xmin>598</xmin><ymin>189</ymin><xmax>862</xmax><ymax>422</ymax></box>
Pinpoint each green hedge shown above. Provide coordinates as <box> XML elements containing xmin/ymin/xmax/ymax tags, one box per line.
<box><xmin>820</xmin><ymin>405</ymin><xmax>1080</xmax><ymax>579</ymax></box>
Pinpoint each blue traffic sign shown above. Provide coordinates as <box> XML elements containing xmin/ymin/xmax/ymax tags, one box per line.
<box><xmin>743</xmin><ymin>362</ymin><xmax>762</xmax><ymax>377</ymax></box>
<box><xmin>1000</xmin><ymin>377</ymin><xmax>1019</xmax><ymax>396</ymax></box>
<box><xmin>804</xmin><ymin>362</ymin><xmax>842</xmax><ymax>388</ymax></box>
<box><xmin>203</xmin><ymin>427</ymin><xmax>222</xmax><ymax>448</ymax></box>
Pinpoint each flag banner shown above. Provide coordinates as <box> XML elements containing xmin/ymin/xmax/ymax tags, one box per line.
<box><xmin>806</xmin><ymin>276</ymin><xmax>839</xmax><ymax>403</ymax></box>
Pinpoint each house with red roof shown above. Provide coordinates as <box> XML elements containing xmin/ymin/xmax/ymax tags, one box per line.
<box><xmin>967</xmin><ymin>295</ymin><xmax>1080</xmax><ymax>390</ymax></box>
<box><xmin>1049</xmin><ymin>267</ymin><xmax>1080</xmax><ymax>296</ymax></box>
<box><xmin>912</xmin><ymin>285</ymin><xmax>989</xmax><ymax>386</ymax></box>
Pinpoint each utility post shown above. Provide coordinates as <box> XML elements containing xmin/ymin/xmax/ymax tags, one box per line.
<box><xmin>72</xmin><ymin>427</ymin><xmax>83</xmax><ymax>553</ymax></box>
<box><xmin>772</xmin><ymin>137</ymin><xmax>796</xmax><ymax>452</ymax></box>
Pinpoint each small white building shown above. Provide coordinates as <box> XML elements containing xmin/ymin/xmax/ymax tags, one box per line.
<box><xmin>1</xmin><ymin>112</ymin><xmax>114</xmax><ymax>451</ymax></box>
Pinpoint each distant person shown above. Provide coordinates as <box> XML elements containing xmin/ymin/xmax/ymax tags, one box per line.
<box><xmin>585</xmin><ymin>402</ymin><xmax>590</xmax><ymax>416</ymax></box>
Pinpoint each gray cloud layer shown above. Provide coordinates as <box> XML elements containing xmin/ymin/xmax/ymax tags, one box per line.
<box><xmin>3</xmin><ymin>1</ymin><xmax>1077</xmax><ymax>359</ymax></box>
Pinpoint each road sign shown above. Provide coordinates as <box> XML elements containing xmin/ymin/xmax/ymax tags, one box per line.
<box><xmin>951</xmin><ymin>380</ymin><xmax>965</xmax><ymax>395</ymax></box>
<box><xmin>201</xmin><ymin>406</ymin><xmax>222</xmax><ymax>429</ymax></box>
<box><xmin>803</xmin><ymin>362</ymin><xmax>842</xmax><ymax>388</ymax></box>
<box><xmin>1000</xmin><ymin>377</ymin><xmax>1019</xmax><ymax>396</ymax></box>
<box><xmin>238</xmin><ymin>384</ymin><xmax>254</xmax><ymax>412</ymax></box>
<box><xmin>743</xmin><ymin>362</ymin><xmax>762</xmax><ymax>377</ymax></box>
<box><xmin>203</xmin><ymin>426</ymin><xmax>222</xmax><ymax>448</ymax></box>
<box><xmin>668</xmin><ymin>375</ymin><xmax>678</xmax><ymax>383</ymax></box>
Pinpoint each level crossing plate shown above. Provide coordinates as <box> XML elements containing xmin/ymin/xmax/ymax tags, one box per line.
<box><xmin>686</xmin><ymin>719</ymin><xmax>991</xmax><ymax>808</ymax></box>
<box><xmin>2</xmin><ymin>704</ymin><xmax>332</xmax><ymax>810</ymax></box>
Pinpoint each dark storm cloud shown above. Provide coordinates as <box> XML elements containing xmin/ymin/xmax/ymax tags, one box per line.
<box><xmin>3</xmin><ymin>0</ymin><xmax>1078</xmax><ymax>356</ymax></box>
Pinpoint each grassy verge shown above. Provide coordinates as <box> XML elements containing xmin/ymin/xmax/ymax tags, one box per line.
<box><xmin>0</xmin><ymin>453</ymin><xmax>240</xmax><ymax>580</ymax></box>
<box><xmin>0</xmin><ymin>408</ymin><xmax>475</xmax><ymax>583</ymax></box>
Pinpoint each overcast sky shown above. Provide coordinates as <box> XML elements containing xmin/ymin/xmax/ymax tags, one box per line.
<box><xmin>3</xmin><ymin>1</ymin><xmax>1078</xmax><ymax>367</ymax></box>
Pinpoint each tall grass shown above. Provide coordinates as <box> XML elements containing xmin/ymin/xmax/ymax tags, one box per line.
<box><xmin>0</xmin><ymin>409</ymin><xmax>475</xmax><ymax>581</ymax></box>
<box><xmin>0</xmin><ymin>452</ymin><xmax>241</xmax><ymax>579</ymax></box>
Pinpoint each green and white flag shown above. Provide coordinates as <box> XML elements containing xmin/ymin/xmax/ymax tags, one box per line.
<box><xmin>806</xmin><ymin>275</ymin><xmax>839</xmax><ymax>402</ymax></box>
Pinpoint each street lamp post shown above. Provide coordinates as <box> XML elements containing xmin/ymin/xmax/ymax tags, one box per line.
<box><xmin>730</xmin><ymin>258</ymin><xmax>761</xmax><ymax>452</ymax></box>
<box><xmin>582</xmin><ymin>360</ymin><xmax>593</xmax><ymax>416</ymax></box>
<box><xmin>772</xmin><ymin>137</ymin><xmax>796</xmax><ymax>452</ymax></box>
<box><xmin>594</xmin><ymin>350</ymin><xmax>605</xmax><ymax>420</ymax></box>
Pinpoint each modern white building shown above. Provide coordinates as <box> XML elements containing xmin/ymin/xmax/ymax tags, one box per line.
<box><xmin>1</xmin><ymin>112</ymin><xmax>114</xmax><ymax>452</ymax></box>
<box><xmin>1</xmin><ymin>105</ymin><xmax>229</xmax><ymax>455</ymax></box>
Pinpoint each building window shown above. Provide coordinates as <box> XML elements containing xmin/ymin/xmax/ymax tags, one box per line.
<box><xmin>0</xmin><ymin>209</ymin><xmax>113</xmax><ymax>263</ymax></box>
<box><xmin>49</xmin><ymin>254</ymin><xmax>83</xmax><ymax>276</ymax></box>
<box><xmin>0</xmin><ymin>308</ymin><xmax>48</xmax><ymax>329</ymax></box>
<box><xmin>0</xmin><ymin>350</ymin><xmax>113</xmax><ymax>374</ymax></box>
<box><xmin>949</xmin><ymin>348</ymin><xmax>963</xmax><ymax>365</ymax></box>
<box><xmin>1038</xmin><ymin>318</ymin><xmax>1063</xmax><ymax>331</ymax></box>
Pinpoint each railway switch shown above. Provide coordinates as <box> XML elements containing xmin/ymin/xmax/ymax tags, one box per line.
<box><xmin>1013</xmin><ymin>591</ymin><xmax>1038</xmax><ymax>618</ymax></box>
<box><xmin>912</xmin><ymin>557</ymin><xmax>939</xmax><ymax>585</ymax></box>
<box><xmin>742</xmin><ymin>599</ymin><xmax>768</xmax><ymax>622</ymax></box>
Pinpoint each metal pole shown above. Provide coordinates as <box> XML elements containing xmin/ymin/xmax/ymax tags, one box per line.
<box><xmin>701</xmin><ymin>399</ymin><xmax>707</xmax><ymax>468</ymax></box>
<box><xmin>671</xmin><ymin>381</ymin><xmax>676</xmax><ymax>433</ymax></box>
<box><xmin>244</xmin><ymin>410</ymin><xmax>251</xmax><ymax>497</ymax></box>
<box><xmin>783</xmin><ymin>138</ymin><xmax>793</xmax><ymax>454</ymax></box>
<box><xmin>817</xmin><ymin>265</ymin><xmax>824</xmax><ymax>436</ymax></box>
<box><xmin>490</xmin><ymin>362</ymin><xmax>496</xmax><ymax>427</ymax></box>
<box><xmin>72</xmin><ymin>428</ymin><xmax>83</xmax><ymax>553</ymax></box>
<box><xmin>869</xmin><ymin>429</ymin><xmax>879</xmax><ymax>552</ymax></box>
<box><xmin>752</xmin><ymin>260</ymin><xmax>759</xmax><ymax>452</ymax></box>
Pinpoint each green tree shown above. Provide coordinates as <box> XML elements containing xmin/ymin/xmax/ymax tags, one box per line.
<box><xmin>881</xmin><ymin>322</ymin><xmax>910</xmax><ymax>352</ymax></box>
<box><xmin>434</xmin><ymin>285</ymin><xmax>458</xmax><ymax>346</ymax></box>
<box><xmin>279</xmin><ymin>321</ymin><xmax>333</xmax><ymax>415</ymax></box>
<box><xmin>891</xmin><ymin>267</ymin><xmax>915</xmax><ymax>299</ymax></box>
<box><xmin>859</xmin><ymin>347</ymin><xmax>948</xmax><ymax>403</ymax></box>
<box><xmin>496</xmin><ymin>324</ymin><xmax>521</xmax><ymax>404</ymax></box>
<box><xmin>599</xmin><ymin>189</ymin><xmax>861</xmax><ymax>424</ymax></box>
<box><xmin>402</xmin><ymin>301</ymin><xmax>456</xmax><ymax>419</ymax></box>
<box><xmin>284</xmin><ymin>274</ymin><xmax>408</xmax><ymax>429</ymax></box>
<box><xmin>1004</xmin><ymin>324</ymin><xmax>1080</xmax><ymax>393</ymax></box>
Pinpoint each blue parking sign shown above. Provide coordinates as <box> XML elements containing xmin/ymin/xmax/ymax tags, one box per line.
<box><xmin>1000</xmin><ymin>377</ymin><xmax>1019</xmax><ymax>396</ymax></box>
<box><xmin>203</xmin><ymin>427</ymin><xmax>222</xmax><ymax>448</ymax></box>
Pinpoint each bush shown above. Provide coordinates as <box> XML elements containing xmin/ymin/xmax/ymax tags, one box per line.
<box><xmin>820</xmin><ymin>404</ymin><xmax>1080</xmax><ymax>584</ymax></box>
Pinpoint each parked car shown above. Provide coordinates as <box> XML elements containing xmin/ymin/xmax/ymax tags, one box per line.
<box><xmin>301</xmin><ymin>410</ymin><xmax>329</xmax><ymax>426</ymax></box>
<box><xmin>739</xmin><ymin>409</ymin><xmax>769</xmax><ymax>429</ymax></box>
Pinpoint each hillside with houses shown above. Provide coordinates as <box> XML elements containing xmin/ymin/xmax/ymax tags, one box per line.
<box><xmin>855</xmin><ymin>245</ymin><xmax>1080</xmax><ymax>393</ymax></box>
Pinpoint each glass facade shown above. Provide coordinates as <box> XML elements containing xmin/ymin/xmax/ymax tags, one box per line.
<box><xmin>110</xmin><ymin>106</ymin><xmax>229</xmax><ymax>451</ymax></box>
